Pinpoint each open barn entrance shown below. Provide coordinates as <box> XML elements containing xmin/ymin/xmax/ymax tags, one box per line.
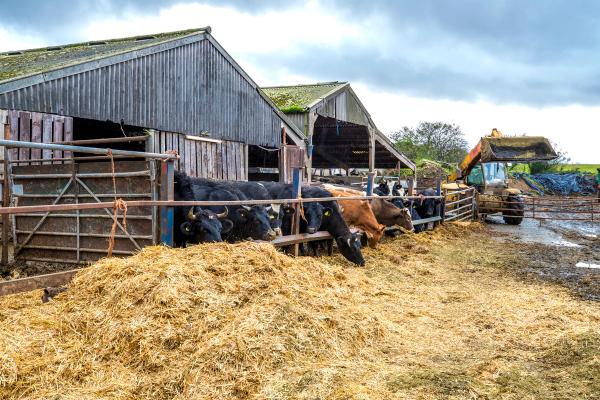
<box><xmin>72</xmin><ymin>117</ymin><xmax>147</xmax><ymax>156</ymax></box>
<box><xmin>248</xmin><ymin>145</ymin><xmax>279</xmax><ymax>181</ymax></box>
<box><xmin>311</xmin><ymin>116</ymin><xmax>407</xmax><ymax>185</ymax></box>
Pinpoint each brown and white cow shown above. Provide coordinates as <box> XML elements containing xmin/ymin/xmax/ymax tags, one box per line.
<box><xmin>325</xmin><ymin>187</ymin><xmax>386</xmax><ymax>248</ymax></box>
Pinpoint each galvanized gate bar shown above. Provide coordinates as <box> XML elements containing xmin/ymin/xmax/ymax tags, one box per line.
<box><xmin>0</xmin><ymin>139</ymin><xmax>177</xmax><ymax>160</ymax></box>
<box><xmin>75</xmin><ymin>177</ymin><xmax>142</xmax><ymax>250</ymax></box>
<box><xmin>0</xmin><ymin>195</ymin><xmax>446</xmax><ymax>215</ymax></box>
<box><xmin>14</xmin><ymin>178</ymin><xmax>74</xmax><ymax>254</ymax></box>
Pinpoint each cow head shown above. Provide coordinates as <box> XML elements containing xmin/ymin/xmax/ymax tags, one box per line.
<box><xmin>397</xmin><ymin>207</ymin><xmax>414</xmax><ymax>232</ymax></box>
<box><xmin>237</xmin><ymin>205</ymin><xmax>278</xmax><ymax>241</ymax></box>
<box><xmin>367</xmin><ymin>224</ymin><xmax>387</xmax><ymax>248</ymax></box>
<box><xmin>303</xmin><ymin>202</ymin><xmax>331</xmax><ymax>234</ymax></box>
<box><xmin>180</xmin><ymin>207</ymin><xmax>233</xmax><ymax>243</ymax></box>
<box><xmin>336</xmin><ymin>233</ymin><xmax>365</xmax><ymax>266</ymax></box>
<box><xmin>392</xmin><ymin>182</ymin><xmax>403</xmax><ymax>197</ymax></box>
<box><xmin>374</xmin><ymin>180</ymin><xmax>390</xmax><ymax>196</ymax></box>
<box><xmin>418</xmin><ymin>188</ymin><xmax>441</xmax><ymax>218</ymax></box>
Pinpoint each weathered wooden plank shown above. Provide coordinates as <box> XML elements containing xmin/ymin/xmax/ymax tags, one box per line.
<box><xmin>221</xmin><ymin>142</ymin><xmax>228</xmax><ymax>180</ymax></box>
<box><xmin>269</xmin><ymin>231</ymin><xmax>333</xmax><ymax>247</ymax></box>
<box><xmin>159</xmin><ymin>131</ymin><xmax>166</xmax><ymax>154</ymax></box>
<box><xmin>216</xmin><ymin>141</ymin><xmax>224</xmax><ymax>180</ymax></box>
<box><xmin>63</xmin><ymin>117</ymin><xmax>73</xmax><ymax>160</ymax></box>
<box><xmin>212</xmin><ymin>143</ymin><xmax>218</xmax><ymax>179</ymax></box>
<box><xmin>237</xmin><ymin>143</ymin><xmax>242</xmax><ymax>181</ymax></box>
<box><xmin>187</xmin><ymin>139</ymin><xmax>196</xmax><ymax>177</ymax></box>
<box><xmin>179</xmin><ymin>134</ymin><xmax>185</xmax><ymax>172</ymax></box>
<box><xmin>227</xmin><ymin>141</ymin><xmax>235</xmax><ymax>180</ymax></box>
<box><xmin>240</xmin><ymin>144</ymin><xmax>246</xmax><ymax>180</ymax></box>
<box><xmin>30</xmin><ymin>113</ymin><xmax>42</xmax><ymax>165</ymax></box>
<box><xmin>201</xmin><ymin>142</ymin><xmax>208</xmax><ymax>178</ymax></box>
<box><xmin>0</xmin><ymin>269</ymin><xmax>81</xmax><ymax>297</ymax></box>
<box><xmin>52</xmin><ymin>118</ymin><xmax>64</xmax><ymax>164</ymax></box>
<box><xmin>8</xmin><ymin>110</ymin><xmax>19</xmax><ymax>161</ymax></box>
<box><xmin>19</xmin><ymin>111</ymin><xmax>31</xmax><ymax>161</ymax></box>
<box><xmin>42</xmin><ymin>114</ymin><xmax>53</xmax><ymax>164</ymax></box>
<box><xmin>207</xmin><ymin>143</ymin><xmax>215</xmax><ymax>179</ymax></box>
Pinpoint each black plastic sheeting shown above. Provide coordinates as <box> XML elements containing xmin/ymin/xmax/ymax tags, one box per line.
<box><xmin>515</xmin><ymin>173</ymin><xmax>596</xmax><ymax>195</ymax></box>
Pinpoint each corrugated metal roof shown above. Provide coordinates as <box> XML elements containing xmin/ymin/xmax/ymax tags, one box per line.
<box><xmin>262</xmin><ymin>81</ymin><xmax>347</xmax><ymax>112</ymax></box>
<box><xmin>0</xmin><ymin>28</ymin><xmax>209</xmax><ymax>83</ymax></box>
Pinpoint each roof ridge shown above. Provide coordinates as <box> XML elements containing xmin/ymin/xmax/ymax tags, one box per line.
<box><xmin>0</xmin><ymin>27</ymin><xmax>210</xmax><ymax>56</ymax></box>
<box><xmin>262</xmin><ymin>81</ymin><xmax>347</xmax><ymax>89</ymax></box>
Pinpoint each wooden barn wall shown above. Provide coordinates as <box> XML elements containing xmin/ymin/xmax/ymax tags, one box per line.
<box><xmin>0</xmin><ymin>39</ymin><xmax>281</xmax><ymax>147</ymax></box>
<box><xmin>152</xmin><ymin>131</ymin><xmax>247</xmax><ymax>180</ymax></box>
<box><xmin>0</xmin><ymin>109</ymin><xmax>73</xmax><ymax>164</ymax></box>
<box><xmin>285</xmin><ymin>113</ymin><xmax>308</xmax><ymax>136</ymax></box>
<box><xmin>314</xmin><ymin>90</ymin><xmax>369</xmax><ymax>127</ymax></box>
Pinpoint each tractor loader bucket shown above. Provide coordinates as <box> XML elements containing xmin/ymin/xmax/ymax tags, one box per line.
<box><xmin>480</xmin><ymin>136</ymin><xmax>557</xmax><ymax>163</ymax></box>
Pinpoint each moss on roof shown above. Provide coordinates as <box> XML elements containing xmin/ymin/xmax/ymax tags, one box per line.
<box><xmin>0</xmin><ymin>28</ymin><xmax>209</xmax><ymax>83</ymax></box>
<box><xmin>262</xmin><ymin>82</ymin><xmax>347</xmax><ymax>113</ymax></box>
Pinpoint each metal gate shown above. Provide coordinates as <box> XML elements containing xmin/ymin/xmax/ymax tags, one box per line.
<box><xmin>444</xmin><ymin>187</ymin><xmax>477</xmax><ymax>222</ymax></box>
<box><xmin>520</xmin><ymin>196</ymin><xmax>598</xmax><ymax>223</ymax></box>
<box><xmin>10</xmin><ymin>160</ymin><xmax>158</xmax><ymax>264</ymax></box>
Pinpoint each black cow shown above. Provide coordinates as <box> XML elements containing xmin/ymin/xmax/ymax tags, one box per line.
<box><xmin>175</xmin><ymin>172</ymin><xmax>277</xmax><ymax>242</ymax></box>
<box><xmin>406</xmin><ymin>200</ymin><xmax>425</xmax><ymax>233</ymax></box>
<box><xmin>373</xmin><ymin>180</ymin><xmax>390</xmax><ymax>196</ymax></box>
<box><xmin>173</xmin><ymin>171</ymin><xmax>233</xmax><ymax>247</ymax></box>
<box><xmin>259</xmin><ymin>182</ymin><xmax>328</xmax><ymax>235</ymax></box>
<box><xmin>415</xmin><ymin>188</ymin><xmax>442</xmax><ymax>219</ymax></box>
<box><xmin>225</xmin><ymin>181</ymin><xmax>290</xmax><ymax>236</ymax></box>
<box><xmin>301</xmin><ymin>186</ymin><xmax>365</xmax><ymax>266</ymax></box>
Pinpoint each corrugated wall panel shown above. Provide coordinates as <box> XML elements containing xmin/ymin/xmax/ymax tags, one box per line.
<box><xmin>0</xmin><ymin>40</ymin><xmax>280</xmax><ymax>147</ymax></box>
<box><xmin>286</xmin><ymin>113</ymin><xmax>307</xmax><ymax>135</ymax></box>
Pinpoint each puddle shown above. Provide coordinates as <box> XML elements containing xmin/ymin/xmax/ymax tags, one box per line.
<box><xmin>576</xmin><ymin>262</ymin><xmax>600</xmax><ymax>269</ymax></box>
<box><xmin>487</xmin><ymin>216</ymin><xmax>582</xmax><ymax>247</ymax></box>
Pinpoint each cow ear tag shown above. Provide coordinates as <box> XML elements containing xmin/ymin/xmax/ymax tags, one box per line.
<box><xmin>324</xmin><ymin>209</ymin><xmax>332</xmax><ymax>217</ymax></box>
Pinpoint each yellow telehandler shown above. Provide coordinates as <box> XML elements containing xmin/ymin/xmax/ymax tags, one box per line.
<box><xmin>445</xmin><ymin>129</ymin><xmax>557</xmax><ymax>225</ymax></box>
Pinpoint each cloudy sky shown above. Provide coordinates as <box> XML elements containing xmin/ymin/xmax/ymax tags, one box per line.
<box><xmin>1</xmin><ymin>0</ymin><xmax>598</xmax><ymax>162</ymax></box>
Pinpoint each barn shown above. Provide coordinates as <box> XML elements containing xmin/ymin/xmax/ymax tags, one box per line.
<box><xmin>0</xmin><ymin>27</ymin><xmax>305</xmax><ymax>265</ymax></box>
<box><xmin>262</xmin><ymin>81</ymin><xmax>415</xmax><ymax>184</ymax></box>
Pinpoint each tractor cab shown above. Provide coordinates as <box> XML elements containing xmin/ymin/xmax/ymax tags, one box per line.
<box><xmin>466</xmin><ymin>162</ymin><xmax>509</xmax><ymax>195</ymax></box>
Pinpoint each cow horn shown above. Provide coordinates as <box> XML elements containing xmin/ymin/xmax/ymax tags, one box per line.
<box><xmin>216</xmin><ymin>207</ymin><xmax>228</xmax><ymax>219</ymax></box>
<box><xmin>187</xmin><ymin>207</ymin><xmax>197</xmax><ymax>221</ymax></box>
<box><xmin>242</xmin><ymin>205</ymin><xmax>252</xmax><ymax>211</ymax></box>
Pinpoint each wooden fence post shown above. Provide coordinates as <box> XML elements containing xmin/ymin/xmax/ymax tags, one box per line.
<box><xmin>1</xmin><ymin>122</ymin><xmax>9</xmax><ymax>269</ymax></box>
<box><xmin>434</xmin><ymin>179</ymin><xmax>442</xmax><ymax>227</ymax></box>
<box><xmin>291</xmin><ymin>167</ymin><xmax>302</xmax><ymax>256</ymax></box>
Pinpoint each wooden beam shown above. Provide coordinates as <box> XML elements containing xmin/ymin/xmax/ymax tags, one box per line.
<box><xmin>269</xmin><ymin>231</ymin><xmax>333</xmax><ymax>247</ymax></box>
<box><xmin>0</xmin><ymin>268</ymin><xmax>81</xmax><ymax>297</ymax></box>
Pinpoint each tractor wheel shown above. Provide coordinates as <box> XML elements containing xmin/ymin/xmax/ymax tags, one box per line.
<box><xmin>503</xmin><ymin>195</ymin><xmax>524</xmax><ymax>225</ymax></box>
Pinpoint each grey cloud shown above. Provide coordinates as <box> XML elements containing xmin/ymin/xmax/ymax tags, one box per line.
<box><xmin>2</xmin><ymin>0</ymin><xmax>600</xmax><ymax>106</ymax></box>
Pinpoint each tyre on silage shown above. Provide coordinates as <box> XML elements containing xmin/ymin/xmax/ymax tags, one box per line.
<box><xmin>503</xmin><ymin>195</ymin><xmax>525</xmax><ymax>225</ymax></box>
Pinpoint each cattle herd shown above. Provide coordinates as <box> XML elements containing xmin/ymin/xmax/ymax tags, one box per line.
<box><xmin>174</xmin><ymin>171</ymin><xmax>442</xmax><ymax>266</ymax></box>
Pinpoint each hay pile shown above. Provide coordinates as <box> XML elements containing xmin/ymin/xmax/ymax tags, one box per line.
<box><xmin>1</xmin><ymin>224</ymin><xmax>599</xmax><ymax>399</ymax></box>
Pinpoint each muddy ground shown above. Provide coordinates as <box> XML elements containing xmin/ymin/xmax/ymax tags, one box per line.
<box><xmin>487</xmin><ymin>214</ymin><xmax>600</xmax><ymax>301</ymax></box>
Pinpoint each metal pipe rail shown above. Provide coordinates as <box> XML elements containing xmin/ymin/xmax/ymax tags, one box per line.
<box><xmin>0</xmin><ymin>195</ymin><xmax>445</xmax><ymax>216</ymax></box>
<box><xmin>0</xmin><ymin>139</ymin><xmax>177</xmax><ymax>160</ymax></box>
<box><xmin>444</xmin><ymin>195</ymin><xmax>475</xmax><ymax>207</ymax></box>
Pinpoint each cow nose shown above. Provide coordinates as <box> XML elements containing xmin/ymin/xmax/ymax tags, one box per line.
<box><xmin>307</xmin><ymin>227</ymin><xmax>317</xmax><ymax>234</ymax></box>
<box><xmin>358</xmin><ymin>260</ymin><xmax>366</xmax><ymax>267</ymax></box>
<box><xmin>274</xmin><ymin>227</ymin><xmax>282</xmax><ymax>236</ymax></box>
<box><xmin>267</xmin><ymin>230</ymin><xmax>277</xmax><ymax>240</ymax></box>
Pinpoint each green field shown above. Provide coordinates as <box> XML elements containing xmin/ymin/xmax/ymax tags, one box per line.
<box><xmin>510</xmin><ymin>164</ymin><xmax>600</xmax><ymax>174</ymax></box>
